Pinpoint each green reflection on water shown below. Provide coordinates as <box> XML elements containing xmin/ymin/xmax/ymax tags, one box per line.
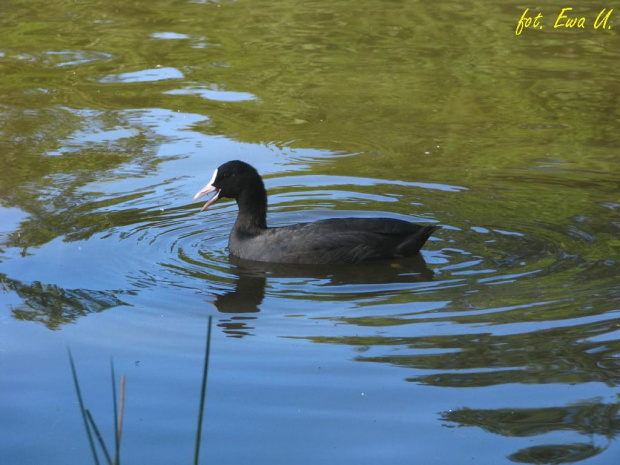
<box><xmin>1</xmin><ymin>0</ymin><xmax>618</xmax><ymax>248</ymax></box>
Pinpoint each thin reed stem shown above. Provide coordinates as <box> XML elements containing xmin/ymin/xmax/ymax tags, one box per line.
<box><xmin>86</xmin><ymin>409</ymin><xmax>113</xmax><ymax>465</ymax></box>
<box><xmin>117</xmin><ymin>374</ymin><xmax>126</xmax><ymax>455</ymax></box>
<box><xmin>111</xmin><ymin>360</ymin><xmax>120</xmax><ymax>465</ymax></box>
<box><xmin>194</xmin><ymin>315</ymin><xmax>213</xmax><ymax>465</ymax></box>
<box><xmin>68</xmin><ymin>348</ymin><xmax>101</xmax><ymax>465</ymax></box>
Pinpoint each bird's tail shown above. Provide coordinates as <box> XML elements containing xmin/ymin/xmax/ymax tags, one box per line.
<box><xmin>397</xmin><ymin>225</ymin><xmax>442</xmax><ymax>257</ymax></box>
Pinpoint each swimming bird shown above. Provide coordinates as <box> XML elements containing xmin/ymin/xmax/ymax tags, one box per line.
<box><xmin>194</xmin><ymin>160</ymin><xmax>441</xmax><ymax>264</ymax></box>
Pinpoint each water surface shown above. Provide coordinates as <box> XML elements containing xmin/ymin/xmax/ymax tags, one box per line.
<box><xmin>1</xmin><ymin>1</ymin><xmax>619</xmax><ymax>464</ymax></box>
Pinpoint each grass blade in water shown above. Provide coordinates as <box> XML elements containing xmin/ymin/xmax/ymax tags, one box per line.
<box><xmin>86</xmin><ymin>409</ymin><xmax>113</xmax><ymax>465</ymax></box>
<box><xmin>118</xmin><ymin>374</ymin><xmax>126</xmax><ymax>458</ymax></box>
<box><xmin>194</xmin><ymin>315</ymin><xmax>213</xmax><ymax>465</ymax></box>
<box><xmin>68</xmin><ymin>349</ymin><xmax>101</xmax><ymax>465</ymax></box>
<box><xmin>111</xmin><ymin>360</ymin><xmax>120</xmax><ymax>465</ymax></box>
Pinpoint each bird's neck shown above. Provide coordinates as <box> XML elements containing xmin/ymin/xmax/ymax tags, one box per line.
<box><xmin>235</xmin><ymin>187</ymin><xmax>268</xmax><ymax>232</ymax></box>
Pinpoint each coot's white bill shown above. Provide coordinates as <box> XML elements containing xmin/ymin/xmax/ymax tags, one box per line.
<box><xmin>194</xmin><ymin>168</ymin><xmax>221</xmax><ymax>211</ymax></box>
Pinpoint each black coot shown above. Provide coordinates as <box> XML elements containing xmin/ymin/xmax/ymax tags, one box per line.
<box><xmin>194</xmin><ymin>160</ymin><xmax>441</xmax><ymax>264</ymax></box>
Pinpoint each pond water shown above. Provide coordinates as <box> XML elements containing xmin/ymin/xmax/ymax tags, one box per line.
<box><xmin>1</xmin><ymin>1</ymin><xmax>619</xmax><ymax>464</ymax></box>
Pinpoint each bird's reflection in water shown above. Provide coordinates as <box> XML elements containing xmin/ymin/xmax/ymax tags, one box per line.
<box><xmin>211</xmin><ymin>253</ymin><xmax>436</xmax><ymax>324</ymax></box>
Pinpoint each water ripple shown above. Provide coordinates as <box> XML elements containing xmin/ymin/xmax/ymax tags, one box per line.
<box><xmin>68</xmin><ymin>170</ymin><xmax>616</xmax><ymax>333</ymax></box>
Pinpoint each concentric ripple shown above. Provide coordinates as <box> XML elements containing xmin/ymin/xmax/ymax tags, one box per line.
<box><xmin>89</xmin><ymin>173</ymin><xmax>620</xmax><ymax>327</ymax></box>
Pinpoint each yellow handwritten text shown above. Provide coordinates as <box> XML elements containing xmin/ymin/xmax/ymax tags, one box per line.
<box><xmin>516</xmin><ymin>8</ymin><xmax>544</xmax><ymax>35</ymax></box>
<box><xmin>516</xmin><ymin>7</ymin><xmax>613</xmax><ymax>36</ymax></box>
<box><xmin>594</xmin><ymin>8</ymin><xmax>613</xmax><ymax>29</ymax></box>
<box><xmin>554</xmin><ymin>8</ymin><xmax>586</xmax><ymax>29</ymax></box>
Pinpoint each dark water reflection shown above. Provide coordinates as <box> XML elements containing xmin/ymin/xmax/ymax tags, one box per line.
<box><xmin>445</xmin><ymin>403</ymin><xmax>619</xmax><ymax>463</ymax></box>
<box><xmin>213</xmin><ymin>254</ymin><xmax>435</xmax><ymax>313</ymax></box>
<box><xmin>348</xmin><ymin>315</ymin><xmax>620</xmax><ymax>387</ymax></box>
<box><xmin>3</xmin><ymin>274</ymin><xmax>128</xmax><ymax>330</ymax></box>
